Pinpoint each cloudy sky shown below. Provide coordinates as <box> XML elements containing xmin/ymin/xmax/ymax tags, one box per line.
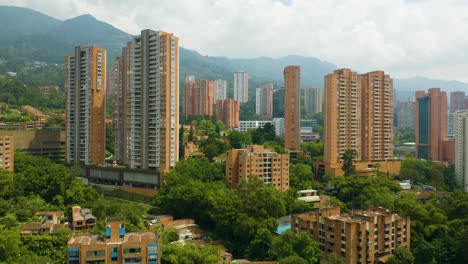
<box><xmin>3</xmin><ymin>0</ymin><xmax>468</xmax><ymax>82</ymax></box>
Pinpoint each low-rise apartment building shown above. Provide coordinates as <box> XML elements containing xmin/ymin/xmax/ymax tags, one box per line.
<box><xmin>291</xmin><ymin>206</ymin><xmax>410</xmax><ymax>264</ymax></box>
<box><xmin>226</xmin><ymin>145</ymin><xmax>290</xmax><ymax>191</ymax></box>
<box><xmin>67</xmin><ymin>217</ymin><xmax>160</xmax><ymax>264</ymax></box>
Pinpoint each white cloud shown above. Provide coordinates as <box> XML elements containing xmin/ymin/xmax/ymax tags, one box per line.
<box><xmin>2</xmin><ymin>0</ymin><xmax>468</xmax><ymax>83</ymax></box>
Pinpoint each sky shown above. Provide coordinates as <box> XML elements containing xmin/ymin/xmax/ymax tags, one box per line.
<box><xmin>3</xmin><ymin>0</ymin><xmax>468</xmax><ymax>83</ymax></box>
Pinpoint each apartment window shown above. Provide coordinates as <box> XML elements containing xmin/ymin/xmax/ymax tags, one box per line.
<box><xmin>124</xmin><ymin>248</ymin><xmax>142</xmax><ymax>254</ymax></box>
<box><xmin>86</xmin><ymin>250</ymin><xmax>105</xmax><ymax>258</ymax></box>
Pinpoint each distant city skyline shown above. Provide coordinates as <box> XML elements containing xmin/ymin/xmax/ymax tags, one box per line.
<box><xmin>2</xmin><ymin>0</ymin><xmax>468</xmax><ymax>83</ymax></box>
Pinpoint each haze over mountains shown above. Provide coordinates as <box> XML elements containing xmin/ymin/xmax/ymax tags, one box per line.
<box><xmin>0</xmin><ymin>5</ymin><xmax>466</xmax><ymax>99</ymax></box>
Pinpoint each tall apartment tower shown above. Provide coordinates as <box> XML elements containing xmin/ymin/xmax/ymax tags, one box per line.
<box><xmin>395</xmin><ymin>99</ymin><xmax>415</xmax><ymax>128</ymax></box>
<box><xmin>234</xmin><ymin>71</ymin><xmax>249</xmax><ymax>103</ymax></box>
<box><xmin>454</xmin><ymin>110</ymin><xmax>468</xmax><ymax>192</ymax></box>
<box><xmin>273</xmin><ymin>87</ymin><xmax>285</xmax><ymax>118</ymax></box>
<box><xmin>284</xmin><ymin>66</ymin><xmax>301</xmax><ymax>150</ymax></box>
<box><xmin>255</xmin><ymin>83</ymin><xmax>273</xmax><ymax>118</ymax></box>
<box><xmin>216</xmin><ymin>98</ymin><xmax>240</xmax><ymax>129</ymax></box>
<box><xmin>65</xmin><ymin>46</ymin><xmax>106</xmax><ymax>165</ymax></box>
<box><xmin>325</xmin><ymin>69</ymin><xmax>362</xmax><ymax>165</ymax></box>
<box><xmin>360</xmin><ymin>71</ymin><xmax>394</xmax><ymax>162</ymax></box>
<box><xmin>112</xmin><ymin>41</ymin><xmax>133</xmax><ymax>165</ymax></box>
<box><xmin>182</xmin><ymin>76</ymin><xmax>195</xmax><ymax>120</ymax></box>
<box><xmin>451</xmin><ymin>91</ymin><xmax>466</xmax><ymax>111</ymax></box>
<box><xmin>324</xmin><ymin>69</ymin><xmax>393</xmax><ymax>171</ymax></box>
<box><xmin>415</xmin><ymin>88</ymin><xmax>447</xmax><ymax>161</ymax></box>
<box><xmin>304</xmin><ymin>87</ymin><xmax>322</xmax><ymax>114</ymax></box>
<box><xmin>214</xmin><ymin>79</ymin><xmax>227</xmax><ymax>101</ymax></box>
<box><xmin>130</xmin><ymin>29</ymin><xmax>179</xmax><ymax>172</ymax></box>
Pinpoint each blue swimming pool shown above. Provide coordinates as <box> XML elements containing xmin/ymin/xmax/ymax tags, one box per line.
<box><xmin>276</xmin><ymin>223</ymin><xmax>291</xmax><ymax>234</ymax></box>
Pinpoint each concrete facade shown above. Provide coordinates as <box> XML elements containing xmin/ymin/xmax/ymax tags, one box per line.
<box><xmin>255</xmin><ymin>83</ymin><xmax>273</xmax><ymax>118</ymax></box>
<box><xmin>455</xmin><ymin>110</ymin><xmax>468</xmax><ymax>192</ymax></box>
<box><xmin>234</xmin><ymin>71</ymin><xmax>249</xmax><ymax>103</ymax></box>
<box><xmin>304</xmin><ymin>87</ymin><xmax>322</xmax><ymax>114</ymax></box>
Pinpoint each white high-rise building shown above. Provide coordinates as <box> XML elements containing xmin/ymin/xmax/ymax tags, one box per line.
<box><xmin>455</xmin><ymin>110</ymin><xmax>468</xmax><ymax>192</ymax></box>
<box><xmin>130</xmin><ymin>29</ymin><xmax>179</xmax><ymax>172</ymax></box>
<box><xmin>234</xmin><ymin>71</ymin><xmax>249</xmax><ymax>103</ymax></box>
<box><xmin>273</xmin><ymin>118</ymin><xmax>285</xmax><ymax>137</ymax></box>
<box><xmin>214</xmin><ymin>79</ymin><xmax>227</xmax><ymax>101</ymax></box>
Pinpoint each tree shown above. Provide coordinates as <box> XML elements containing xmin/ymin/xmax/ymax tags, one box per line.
<box><xmin>227</xmin><ymin>130</ymin><xmax>252</xmax><ymax>149</ymax></box>
<box><xmin>387</xmin><ymin>247</ymin><xmax>415</xmax><ymax>264</ymax></box>
<box><xmin>279</xmin><ymin>256</ymin><xmax>308</xmax><ymax>264</ymax></box>
<box><xmin>246</xmin><ymin>228</ymin><xmax>274</xmax><ymax>261</ymax></box>
<box><xmin>341</xmin><ymin>149</ymin><xmax>357</xmax><ymax>176</ymax></box>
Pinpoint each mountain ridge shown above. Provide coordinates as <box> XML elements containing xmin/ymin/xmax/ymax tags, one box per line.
<box><xmin>0</xmin><ymin>5</ymin><xmax>467</xmax><ymax>97</ymax></box>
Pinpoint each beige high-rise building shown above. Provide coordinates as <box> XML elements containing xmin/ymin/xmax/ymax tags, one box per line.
<box><xmin>324</xmin><ymin>69</ymin><xmax>393</xmax><ymax>174</ymax></box>
<box><xmin>130</xmin><ymin>29</ymin><xmax>179</xmax><ymax>172</ymax></box>
<box><xmin>255</xmin><ymin>83</ymin><xmax>273</xmax><ymax>118</ymax></box>
<box><xmin>216</xmin><ymin>98</ymin><xmax>240</xmax><ymax>129</ymax></box>
<box><xmin>0</xmin><ymin>135</ymin><xmax>13</xmax><ymax>171</ymax></box>
<box><xmin>65</xmin><ymin>46</ymin><xmax>106</xmax><ymax>165</ymax></box>
<box><xmin>284</xmin><ymin>66</ymin><xmax>301</xmax><ymax>150</ymax></box>
<box><xmin>304</xmin><ymin>87</ymin><xmax>322</xmax><ymax>114</ymax></box>
<box><xmin>292</xmin><ymin>206</ymin><xmax>410</xmax><ymax>264</ymax></box>
<box><xmin>112</xmin><ymin>41</ymin><xmax>133</xmax><ymax>165</ymax></box>
<box><xmin>226</xmin><ymin>145</ymin><xmax>289</xmax><ymax>191</ymax></box>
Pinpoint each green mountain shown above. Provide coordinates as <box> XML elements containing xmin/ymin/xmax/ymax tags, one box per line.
<box><xmin>0</xmin><ymin>5</ymin><xmax>466</xmax><ymax>96</ymax></box>
<box><xmin>0</xmin><ymin>6</ymin><xmax>60</xmax><ymax>41</ymax></box>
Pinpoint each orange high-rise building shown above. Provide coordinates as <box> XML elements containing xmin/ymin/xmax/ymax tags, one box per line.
<box><xmin>216</xmin><ymin>98</ymin><xmax>240</xmax><ymax>129</ymax></box>
<box><xmin>284</xmin><ymin>66</ymin><xmax>301</xmax><ymax>150</ymax></box>
<box><xmin>360</xmin><ymin>71</ymin><xmax>394</xmax><ymax>162</ymax></box>
<box><xmin>226</xmin><ymin>145</ymin><xmax>290</xmax><ymax>191</ymax></box>
<box><xmin>324</xmin><ymin>69</ymin><xmax>394</xmax><ymax>174</ymax></box>
<box><xmin>182</xmin><ymin>76</ymin><xmax>195</xmax><ymax>119</ymax></box>
<box><xmin>415</xmin><ymin>88</ymin><xmax>448</xmax><ymax>161</ymax></box>
<box><xmin>182</xmin><ymin>78</ymin><xmax>215</xmax><ymax>118</ymax></box>
<box><xmin>65</xmin><ymin>46</ymin><xmax>106</xmax><ymax>165</ymax></box>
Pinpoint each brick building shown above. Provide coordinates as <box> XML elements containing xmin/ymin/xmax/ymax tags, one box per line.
<box><xmin>216</xmin><ymin>98</ymin><xmax>240</xmax><ymax>129</ymax></box>
<box><xmin>291</xmin><ymin>207</ymin><xmax>410</xmax><ymax>264</ymax></box>
<box><xmin>226</xmin><ymin>145</ymin><xmax>289</xmax><ymax>191</ymax></box>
